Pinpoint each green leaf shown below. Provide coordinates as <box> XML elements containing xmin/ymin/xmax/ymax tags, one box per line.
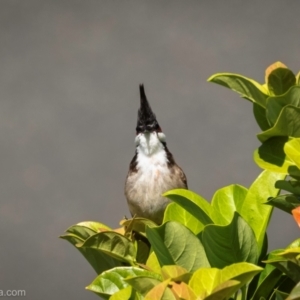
<box><xmin>163</xmin><ymin>202</ymin><xmax>204</xmax><ymax>234</ymax></box>
<box><xmin>277</xmin><ymin>247</ymin><xmax>300</xmax><ymax>262</ymax></box>
<box><xmin>60</xmin><ymin>234</ymin><xmax>122</xmax><ymax>274</ymax></box>
<box><xmin>287</xmin><ymin>282</ymin><xmax>300</xmax><ymax>300</ymax></box>
<box><xmin>287</xmin><ymin>238</ymin><xmax>300</xmax><ymax>249</ymax></box>
<box><xmin>204</xmin><ymin>280</ymin><xmax>241</xmax><ymax>300</ymax></box>
<box><xmin>87</xmin><ymin>267</ymin><xmax>162</xmax><ymax>299</ymax></box>
<box><xmin>285</xmin><ymin>138</ymin><xmax>300</xmax><ymax>169</ymax></box>
<box><xmin>171</xmin><ymin>281</ymin><xmax>197</xmax><ymax>300</ymax></box>
<box><xmin>210</xmin><ymin>184</ymin><xmax>248</xmax><ymax>225</ymax></box>
<box><xmin>202</xmin><ymin>213</ymin><xmax>259</xmax><ymax>268</ymax></box>
<box><xmin>257</xmin><ymin>106</ymin><xmax>300</xmax><ymax>142</ymax></box>
<box><xmin>163</xmin><ymin>189</ymin><xmax>213</xmax><ymax>226</ymax></box>
<box><xmin>266</xmin><ymin>86</ymin><xmax>300</xmax><ymax>126</ymax></box>
<box><xmin>266</xmin><ymin>260</ymin><xmax>300</xmax><ymax>283</ymax></box>
<box><xmin>109</xmin><ymin>286</ymin><xmax>133</xmax><ymax>300</ymax></box>
<box><xmin>253</xmin><ymin>103</ymin><xmax>271</xmax><ymax>131</ymax></box>
<box><xmin>251</xmin><ymin>251</ymin><xmax>283</xmax><ymax>300</ymax></box>
<box><xmin>189</xmin><ymin>268</ymin><xmax>221</xmax><ymax>296</ymax></box>
<box><xmin>146</xmin><ymin>252</ymin><xmax>161</xmax><ymax>274</ymax></box>
<box><xmin>267</xmin><ymin>67</ymin><xmax>296</xmax><ymax>96</ymax></box>
<box><xmin>144</xmin><ymin>279</ymin><xmax>176</xmax><ymax>300</ymax></box>
<box><xmin>254</xmin><ymin>137</ymin><xmax>293</xmax><ymax>173</ymax></box>
<box><xmin>121</xmin><ymin>217</ymin><xmax>157</xmax><ymax>237</ymax></box>
<box><xmin>146</xmin><ymin>221</ymin><xmax>210</xmax><ymax>271</ymax></box>
<box><xmin>221</xmin><ymin>262</ymin><xmax>263</xmax><ymax>284</ymax></box>
<box><xmin>265</xmin><ymin>194</ymin><xmax>300</xmax><ymax>214</ymax></box>
<box><xmin>63</xmin><ymin>221</ymin><xmax>111</xmax><ymax>241</ymax></box>
<box><xmin>208</xmin><ymin>73</ymin><xmax>269</xmax><ymax>107</ymax></box>
<box><xmin>76</xmin><ymin>221</ymin><xmax>112</xmax><ymax>232</ymax></box>
<box><xmin>296</xmin><ymin>72</ymin><xmax>300</xmax><ymax>85</ymax></box>
<box><xmin>125</xmin><ymin>276</ymin><xmax>162</xmax><ymax>296</ymax></box>
<box><xmin>275</xmin><ymin>290</ymin><xmax>290</xmax><ymax>300</ymax></box>
<box><xmin>135</xmin><ymin>239</ymin><xmax>150</xmax><ymax>264</ymax></box>
<box><xmin>288</xmin><ymin>166</ymin><xmax>300</xmax><ymax>180</ymax></box>
<box><xmin>80</xmin><ymin>231</ymin><xmax>136</xmax><ymax>265</ymax></box>
<box><xmin>189</xmin><ymin>262</ymin><xmax>262</xmax><ymax>299</ymax></box>
<box><xmin>239</xmin><ymin>170</ymin><xmax>285</xmax><ymax>253</ymax></box>
<box><xmin>276</xmin><ymin>180</ymin><xmax>300</xmax><ymax>195</ymax></box>
<box><xmin>161</xmin><ymin>265</ymin><xmax>191</xmax><ymax>283</ymax></box>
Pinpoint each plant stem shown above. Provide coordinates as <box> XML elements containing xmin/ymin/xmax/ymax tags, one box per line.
<box><xmin>241</xmin><ymin>285</ymin><xmax>247</xmax><ymax>300</ymax></box>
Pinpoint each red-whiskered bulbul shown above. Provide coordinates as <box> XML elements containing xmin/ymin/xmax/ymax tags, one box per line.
<box><xmin>125</xmin><ymin>85</ymin><xmax>187</xmax><ymax>224</ymax></box>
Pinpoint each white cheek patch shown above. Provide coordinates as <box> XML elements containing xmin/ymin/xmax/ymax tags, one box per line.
<box><xmin>157</xmin><ymin>132</ymin><xmax>166</xmax><ymax>143</ymax></box>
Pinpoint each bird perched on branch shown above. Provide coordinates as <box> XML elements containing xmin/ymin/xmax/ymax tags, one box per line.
<box><xmin>125</xmin><ymin>85</ymin><xmax>187</xmax><ymax>224</ymax></box>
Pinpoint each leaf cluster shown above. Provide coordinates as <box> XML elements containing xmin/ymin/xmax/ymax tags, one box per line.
<box><xmin>208</xmin><ymin>62</ymin><xmax>300</xmax><ymax>299</ymax></box>
<box><xmin>208</xmin><ymin>61</ymin><xmax>300</xmax><ymax>174</ymax></box>
<box><xmin>61</xmin><ymin>171</ymin><xmax>286</xmax><ymax>299</ymax></box>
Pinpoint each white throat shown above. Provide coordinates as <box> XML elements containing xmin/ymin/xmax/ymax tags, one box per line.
<box><xmin>135</xmin><ymin>131</ymin><xmax>168</xmax><ymax>173</ymax></box>
<box><xmin>135</xmin><ymin>132</ymin><xmax>166</xmax><ymax>156</ymax></box>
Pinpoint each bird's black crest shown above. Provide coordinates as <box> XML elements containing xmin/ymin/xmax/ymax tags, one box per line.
<box><xmin>136</xmin><ymin>84</ymin><xmax>161</xmax><ymax>133</ymax></box>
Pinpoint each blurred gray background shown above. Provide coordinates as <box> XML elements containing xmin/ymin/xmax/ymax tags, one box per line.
<box><xmin>1</xmin><ymin>1</ymin><xmax>300</xmax><ymax>299</ymax></box>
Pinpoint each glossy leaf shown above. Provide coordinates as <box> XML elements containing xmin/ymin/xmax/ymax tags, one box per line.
<box><xmin>80</xmin><ymin>231</ymin><xmax>136</xmax><ymax>265</ymax></box>
<box><xmin>163</xmin><ymin>189</ymin><xmax>213</xmax><ymax>226</ymax></box>
<box><xmin>276</xmin><ymin>290</ymin><xmax>290</xmax><ymax>300</ymax></box>
<box><xmin>86</xmin><ymin>267</ymin><xmax>161</xmax><ymax>299</ymax></box>
<box><xmin>60</xmin><ymin>234</ymin><xmax>122</xmax><ymax>274</ymax></box>
<box><xmin>239</xmin><ymin>170</ymin><xmax>285</xmax><ymax>253</ymax></box>
<box><xmin>221</xmin><ymin>262</ymin><xmax>263</xmax><ymax>284</ymax></box>
<box><xmin>144</xmin><ymin>279</ymin><xmax>175</xmax><ymax>300</ymax></box>
<box><xmin>64</xmin><ymin>221</ymin><xmax>111</xmax><ymax>242</ymax></box>
<box><xmin>208</xmin><ymin>73</ymin><xmax>269</xmax><ymax>107</ymax></box>
<box><xmin>265</xmin><ymin>62</ymin><xmax>288</xmax><ymax>81</ymax></box>
<box><xmin>146</xmin><ymin>252</ymin><xmax>161</xmax><ymax>274</ymax></box>
<box><xmin>266</xmin><ymin>86</ymin><xmax>300</xmax><ymax>126</ymax></box>
<box><xmin>287</xmin><ymin>282</ymin><xmax>300</xmax><ymax>300</ymax></box>
<box><xmin>266</xmin><ymin>260</ymin><xmax>300</xmax><ymax>283</ymax></box>
<box><xmin>120</xmin><ymin>217</ymin><xmax>157</xmax><ymax>237</ymax></box>
<box><xmin>257</xmin><ymin>106</ymin><xmax>300</xmax><ymax>142</ymax></box>
<box><xmin>189</xmin><ymin>268</ymin><xmax>220</xmax><ymax>296</ymax></box>
<box><xmin>204</xmin><ymin>280</ymin><xmax>241</xmax><ymax>300</ymax></box>
<box><xmin>210</xmin><ymin>184</ymin><xmax>248</xmax><ymax>225</ymax></box>
<box><xmin>254</xmin><ymin>137</ymin><xmax>292</xmax><ymax>173</ymax></box>
<box><xmin>285</xmin><ymin>138</ymin><xmax>300</xmax><ymax>169</ymax></box>
<box><xmin>146</xmin><ymin>221</ymin><xmax>210</xmax><ymax>271</ymax></box>
<box><xmin>76</xmin><ymin>221</ymin><xmax>112</xmax><ymax>232</ymax></box>
<box><xmin>163</xmin><ymin>202</ymin><xmax>204</xmax><ymax>234</ymax></box>
<box><xmin>109</xmin><ymin>286</ymin><xmax>133</xmax><ymax>300</ymax></box>
<box><xmin>189</xmin><ymin>262</ymin><xmax>262</xmax><ymax>299</ymax></box>
<box><xmin>251</xmin><ymin>250</ymin><xmax>284</xmax><ymax>300</ymax></box>
<box><xmin>161</xmin><ymin>265</ymin><xmax>191</xmax><ymax>282</ymax></box>
<box><xmin>266</xmin><ymin>64</ymin><xmax>296</xmax><ymax>96</ymax></box>
<box><xmin>202</xmin><ymin>213</ymin><xmax>258</xmax><ymax>268</ymax></box>
<box><xmin>296</xmin><ymin>72</ymin><xmax>300</xmax><ymax>85</ymax></box>
<box><xmin>276</xmin><ymin>180</ymin><xmax>300</xmax><ymax>195</ymax></box>
<box><xmin>288</xmin><ymin>166</ymin><xmax>300</xmax><ymax>180</ymax></box>
<box><xmin>287</xmin><ymin>238</ymin><xmax>300</xmax><ymax>249</ymax></box>
<box><xmin>171</xmin><ymin>281</ymin><xmax>197</xmax><ymax>300</ymax></box>
<box><xmin>265</xmin><ymin>194</ymin><xmax>300</xmax><ymax>214</ymax></box>
<box><xmin>125</xmin><ymin>276</ymin><xmax>162</xmax><ymax>296</ymax></box>
<box><xmin>277</xmin><ymin>247</ymin><xmax>300</xmax><ymax>261</ymax></box>
<box><xmin>253</xmin><ymin>103</ymin><xmax>270</xmax><ymax>131</ymax></box>
<box><xmin>135</xmin><ymin>239</ymin><xmax>150</xmax><ymax>264</ymax></box>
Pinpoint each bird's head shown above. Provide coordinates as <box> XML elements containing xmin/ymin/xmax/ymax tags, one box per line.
<box><xmin>135</xmin><ymin>85</ymin><xmax>166</xmax><ymax>155</ymax></box>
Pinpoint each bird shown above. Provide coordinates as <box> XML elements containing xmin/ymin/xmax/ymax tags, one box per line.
<box><xmin>125</xmin><ymin>84</ymin><xmax>187</xmax><ymax>224</ymax></box>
